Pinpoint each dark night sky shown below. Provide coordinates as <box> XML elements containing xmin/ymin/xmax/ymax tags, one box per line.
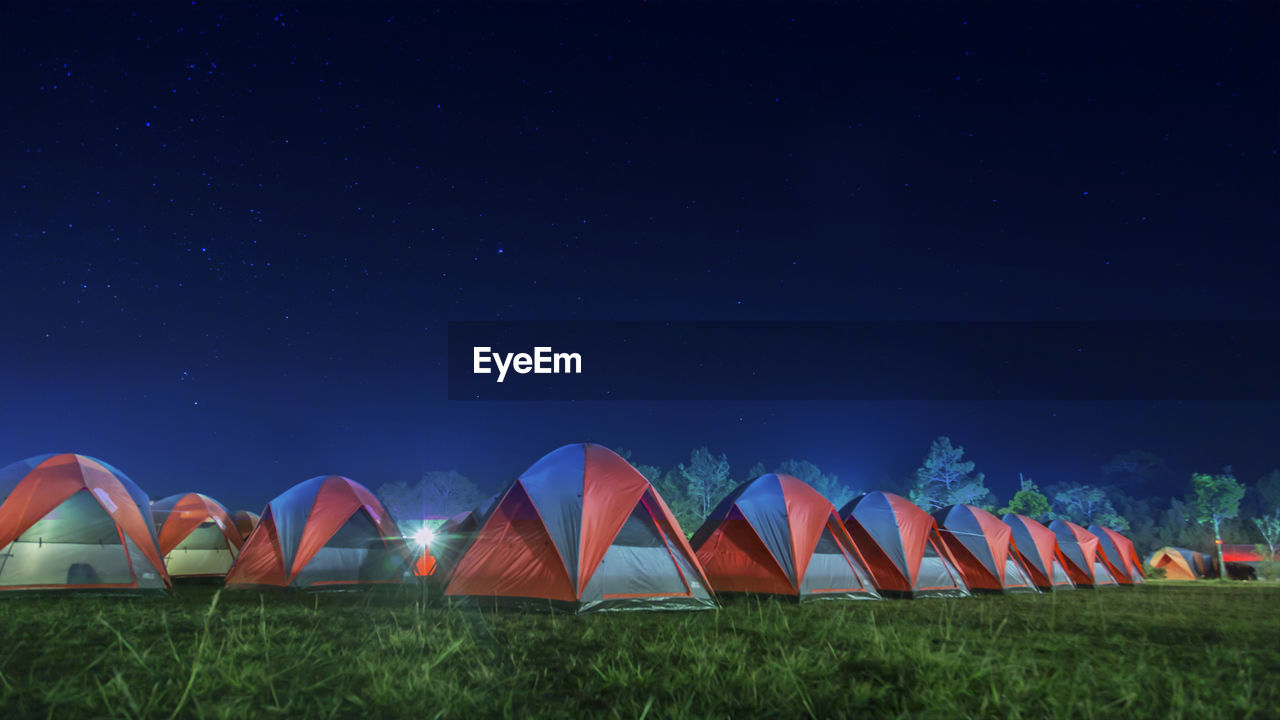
<box><xmin>2</xmin><ymin>2</ymin><xmax>1277</xmax><ymax>513</ymax></box>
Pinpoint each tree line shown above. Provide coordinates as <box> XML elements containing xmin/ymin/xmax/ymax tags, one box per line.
<box><xmin>374</xmin><ymin>440</ymin><xmax>1280</xmax><ymax>558</ymax></box>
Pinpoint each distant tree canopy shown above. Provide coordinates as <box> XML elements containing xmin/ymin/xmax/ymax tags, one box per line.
<box><xmin>1046</xmin><ymin>483</ymin><xmax>1130</xmax><ymax>531</ymax></box>
<box><xmin>1256</xmin><ymin>469</ymin><xmax>1280</xmax><ymax>514</ymax></box>
<box><xmin>1102</xmin><ymin>450</ymin><xmax>1167</xmax><ymax>491</ymax></box>
<box><xmin>376</xmin><ymin>470</ymin><xmax>483</xmax><ymax>532</ymax></box>
<box><xmin>653</xmin><ymin>467</ymin><xmax>702</xmax><ymax>535</ymax></box>
<box><xmin>617</xmin><ymin>449</ymin><xmax>860</xmax><ymax>536</ymax></box>
<box><xmin>775</xmin><ymin>459</ymin><xmax>855</xmax><ymax>509</ymax></box>
<box><xmin>614</xmin><ymin>446</ymin><xmax>1280</xmax><ymax>557</ymax></box>
<box><xmin>613</xmin><ymin>448</ymin><xmax>662</xmax><ymax>486</ymax></box>
<box><xmin>614</xmin><ymin>447</ymin><xmax>703</xmax><ymax>534</ymax></box>
<box><xmin>999</xmin><ymin>476</ymin><xmax>1051</xmax><ymax>521</ymax></box>
<box><xmin>680</xmin><ymin>447</ymin><xmax>733</xmax><ymax>518</ymax></box>
<box><xmin>908</xmin><ymin>436</ymin><xmax>996</xmax><ymax>512</ymax></box>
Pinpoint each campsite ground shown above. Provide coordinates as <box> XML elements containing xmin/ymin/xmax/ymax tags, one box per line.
<box><xmin>0</xmin><ymin>583</ymin><xmax>1275</xmax><ymax>719</ymax></box>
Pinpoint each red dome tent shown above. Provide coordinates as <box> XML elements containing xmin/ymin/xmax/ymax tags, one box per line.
<box><xmin>1002</xmin><ymin>514</ymin><xmax>1076</xmax><ymax>590</ymax></box>
<box><xmin>1090</xmin><ymin>525</ymin><xmax>1145</xmax><ymax>585</ymax></box>
<box><xmin>933</xmin><ymin>505</ymin><xmax>1039</xmax><ymax>594</ymax></box>
<box><xmin>0</xmin><ymin>454</ymin><xmax>169</xmax><ymax>593</ymax></box>
<box><xmin>445</xmin><ymin>444</ymin><xmax>713</xmax><ymax>612</ymax></box>
<box><xmin>152</xmin><ymin>493</ymin><xmax>244</xmax><ymax>578</ymax></box>
<box><xmin>1050</xmin><ymin>519</ymin><xmax>1118</xmax><ymax>587</ymax></box>
<box><xmin>232</xmin><ymin>510</ymin><xmax>260</xmax><ymax>539</ymax></box>
<box><xmin>225</xmin><ymin>475</ymin><xmax>411</xmax><ymax>589</ymax></box>
<box><xmin>690</xmin><ymin>473</ymin><xmax>880</xmax><ymax>600</ymax></box>
<box><xmin>838</xmin><ymin>492</ymin><xmax>969</xmax><ymax>598</ymax></box>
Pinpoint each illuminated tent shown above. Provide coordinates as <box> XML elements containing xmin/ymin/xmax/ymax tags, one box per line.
<box><xmin>1050</xmin><ymin>519</ymin><xmax>1118</xmax><ymax>587</ymax></box>
<box><xmin>440</xmin><ymin>493</ymin><xmax>499</xmax><ymax>537</ymax></box>
<box><xmin>838</xmin><ymin>492</ymin><xmax>969</xmax><ymax>598</ymax></box>
<box><xmin>152</xmin><ymin>493</ymin><xmax>243</xmax><ymax>578</ymax></box>
<box><xmin>1148</xmin><ymin>546</ymin><xmax>1209</xmax><ymax>581</ymax></box>
<box><xmin>1002</xmin><ymin>514</ymin><xmax>1076</xmax><ymax>590</ymax></box>
<box><xmin>225</xmin><ymin>475</ymin><xmax>412</xmax><ymax>589</ymax></box>
<box><xmin>0</xmin><ymin>454</ymin><xmax>168</xmax><ymax>593</ymax></box>
<box><xmin>433</xmin><ymin>493</ymin><xmax>501</xmax><ymax>580</ymax></box>
<box><xmin>233</xmin><ymin>510</ymin><xmax>260</xmax><ymax>539</ymax></box>
<box><xmin>445</xmin><ymin>443</ymin><xmax>713</xmax><ymax>612</ymax></box>
<box><xmin>690</xmin><ymin>473</ymin><xmax>880</xmax><ymax>600</ymax></box>
<box><xmin>440</xmin><ymin>511</ymin><xmax>476</xmax><ymax>536</ymax></box>
<box><xmin>1090</xmin><ymin>525</ymin><xmax>1145</xmax><ymax>584</ymax></box>
<box><xmin>933</xmin><ymin>505</ymin><xmax>1039</xmax><ymax>594</ymax></box>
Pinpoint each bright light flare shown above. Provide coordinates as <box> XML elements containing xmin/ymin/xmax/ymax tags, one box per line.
<box><xmin>413</xmin><ymin>527</ymin><xmax>436</xmax><ymax>548</ymax></box>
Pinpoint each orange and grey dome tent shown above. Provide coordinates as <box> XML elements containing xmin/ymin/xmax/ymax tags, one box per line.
<box><xmin>224</xmin><ymin>475</ymin><xmax>412</xmax><ymax>589</ymax></box>
<box><xmin>933</xmin><ymin>505</ymin><xmax>1039</xmax><ymax>594</ymax></box>
<box><xmin>1002</xmin><ymin>514</ymin><xmax>1076</xmax><ymax>590</ymax></box>
<box><xmin>1090</xmin><ymin>525</ymin><xmax>1145</xmax><ymax>584</ymax></box>
<box><xmin>445</xmin><ymin>443</ymin><xmax>714</xmax><ymax>612</ymax></box>
<box><xmin>152</xmin><ymin>493</ymin><xmax>244</xmax><ymax>578</ymax></box>
<box><xmin>232</xmin><ymin>510</ymin><xmax>260</xmax><ymax>539</ymax></box>
<box><xmin>838</xmin><ymin>491</ymin><xmax>970</xmax><ymax>598</ymax></box>
<box><xmin>1148</xmin><ymin>546</ymin><xmax>1209</xmax><ymax>581</ymax></box>
<box><xmin>690</xmin><ymin>473</ymin><xmax>880</xmax><ymax>600</ymax></box>
<box><xmin>1050</xmin><ymin>519</ymin><xmax>1118</xmax><ymax>587</ymax></box>
<box><xmin>0</xmin><ymin>454</ymin><xmax>169</xmax><ymax>593</ymax></box>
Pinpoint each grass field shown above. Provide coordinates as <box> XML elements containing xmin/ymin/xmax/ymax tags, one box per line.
<box><xmin>0</xmin><ymin>583</ymin><xmax>1276</xmax><ymax>719</ymax></box>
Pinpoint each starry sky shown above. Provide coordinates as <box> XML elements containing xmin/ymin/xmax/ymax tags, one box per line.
<box><xmin>2</xmin><ymin>2</ymin><xmax>1277</xmax><ymax>513</ymax></box>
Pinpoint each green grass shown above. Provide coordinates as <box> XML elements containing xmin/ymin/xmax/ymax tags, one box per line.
<box><xmin>0</xmin><ymin>583</ymin><xmax>1276</xmax><ymax>719</ymax></box>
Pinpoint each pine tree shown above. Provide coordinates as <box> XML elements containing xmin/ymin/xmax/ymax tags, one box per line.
<box><xmin>909</xmin><ymin>436</ymin><xmax>994</xmax><ymax>511</ymax></box>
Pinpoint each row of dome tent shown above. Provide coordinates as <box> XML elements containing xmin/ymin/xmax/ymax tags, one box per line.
<box><xmin>432</xmin><ymin>444</ymin><xmax>1145</xmax><ymax>610</ymax></box>
<box><xmin>0</xmin><ymin>448</ymin><xmax>1144</xmax><ymax>606</ymax></box>
<box><xmin>0</xmin><ymin>453</ymin><xmax>405</xmax><ymax>592</ymax></box>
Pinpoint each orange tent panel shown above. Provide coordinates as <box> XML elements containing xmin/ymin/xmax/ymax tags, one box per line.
<box><xmin>444</xmin><ymin>481</ymin><xmax>577</xmax><ymax>601</ymax></box>
<box><xmin>696</xmin><ymin>514</ymin><xmax>796</xmax><ymax>595</ymax></box>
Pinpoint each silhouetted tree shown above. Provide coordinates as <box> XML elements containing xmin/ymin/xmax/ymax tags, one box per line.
<box><xmin>1151</xmin><ymin>497</ymin><xmax>1214</xmax><ymax>550</ymax></box>
<box><xmin>1256</xmin><ymin>470</ymin><xmax>1280</xmax><ymax>514</ymax></box>
<box><xmin>1111</xmin><ymin>490</ymin><xmax>1159</xmax><ymax>553</ymax></box>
